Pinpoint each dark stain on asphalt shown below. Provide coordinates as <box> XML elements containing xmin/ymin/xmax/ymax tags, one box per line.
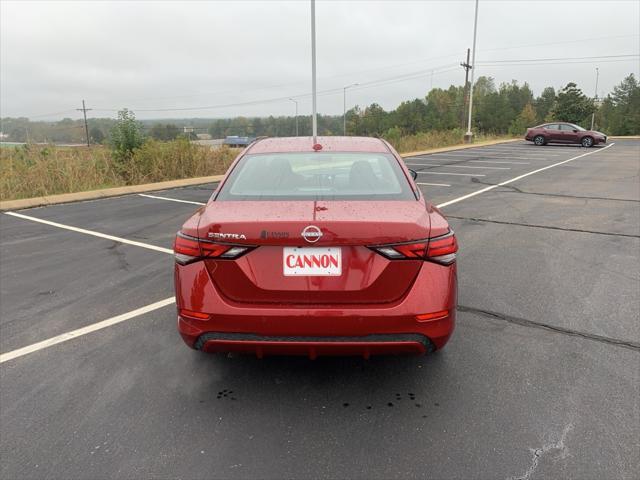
<box><xmin>330</xmin><ymin>393</ymin><xmax>433</xmax><ymax>412</ymax></box>
<box><xmin>216</xmin><ymin>389</ymin><xmax>236</xmax><ymax>400</ymax></box>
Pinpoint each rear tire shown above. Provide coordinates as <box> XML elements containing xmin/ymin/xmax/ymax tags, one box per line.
<box><xmin>533</xmin><ymin>135</ymin><xmax>546</xmax><ymax>146</ymax></box>
<box><xmin>581</xmin><ymin>136</ymin><xmax>594</xmax><ymax>148</ymax></box>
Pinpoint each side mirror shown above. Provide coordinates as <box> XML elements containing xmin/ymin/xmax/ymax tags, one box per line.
<box><xmin>573</xmin><ymin>129</ymin><xmax>578</xmax><ymax>133</ymax></box>
<box><xmin>408</xmin><ymin>169</ymin><xmax>418</xmax><ymax>181</ymax></box>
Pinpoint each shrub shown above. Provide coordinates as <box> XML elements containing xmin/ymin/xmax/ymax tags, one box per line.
<box><xmin>109</xmin><ymin>109</ymin><xmax>144</xmax><ymax>170</ymax></box>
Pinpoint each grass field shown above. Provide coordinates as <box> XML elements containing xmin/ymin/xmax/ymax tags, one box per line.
<box><xmin>0</xmin><ymin>139</ymin><xmax>237</xmax><ymax>201</ymax></box>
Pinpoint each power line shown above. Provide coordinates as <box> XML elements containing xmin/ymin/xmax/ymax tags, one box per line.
<box><xmin>89</xmin><ymin>63</ymin><xmax>459</xmax><ymax>114</ymax></box>
<box><xmin>478</xmin><ymin>53</ymin><xmax>638</xmax><ymax>64</ymax></box>
<box><xmin>479</xmin><ymin>58</ymin><xmax>639</xmax><ymax>67</ymax></box>
<box><xmin>99</xmin><ymin>33</ymin><xmax>640</xmax><ymax>107</ymax></box>
<box><xmin>21</xmin><ymin>109</ymin><xmax>78</xmax><ymax>119</ymax></box>
<box><xmin>79</xmin><ymin>55</ymin><xmax>640</xmax><ymax>114</ymax></box>
<box><xmin>17</xmin><ymin>51</ymin><xmax>640</xmax><ymax>120</ymax></box>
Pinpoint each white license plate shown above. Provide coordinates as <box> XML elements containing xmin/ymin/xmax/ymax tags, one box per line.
<box><xmin>283</xmin><ymin>247</ymin><xmax>342</xmax><ymax>276</ymax></box>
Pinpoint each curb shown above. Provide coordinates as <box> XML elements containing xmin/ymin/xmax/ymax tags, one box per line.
<box><xmin>400</xmin><ymin>137</ymin><xmax>518</xmax><ymax>157</ymax></box>
<box><xmin>1</xmin><ymin>137</ymin><xmax>519</xmax><ymax>211</ymax></box>
<box><xmin>609</xmin><ymin>135</ymin><xmax>640</xmax><ymax>139</ymax></box>
<box><xmin>0</xmin><ymin>175</ymin><xmax>224</xmax><ymax>211</ymax></box>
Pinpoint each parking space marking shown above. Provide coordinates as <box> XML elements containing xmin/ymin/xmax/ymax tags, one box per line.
<box><xmin>406</xmin><ymin>163</ymin><xmax>509</xmax><ymax>170</ymax></box>
<box><xmin>416</xmin><ymin>182</ymin><xmax>451</xmax><ymax>187</ymax></box>
<box><xmin>426</xmin><ymin>152</ymin><xmax>558</xmax><ymax>158</ymax></box>
<box><xmin>138</xmin><ymin>193</ymin><xmax>206</xmax><ymax>206</ymax></box>
<box><xmin>469</xmin><ymin>160</ymin><xmax>530</xmax><ymax>165</ymax></box>
<box><xmin>458</xmin><ymin>147</ymin><xmax>560</xmax><ymax>153</ymax></box>
<box><xmin>420</xmin><ymin>171</ymin><xmax>486</xmax><ymax>177</ymax></box>
<box><xmin>417</xmin><ymin>153</ymin><xmax>534</xmax><ymax>159</ymax></box>
<box><xmin>4</xmin><ymin>211</ymin><xmax>173</xmax><ymax>255</ymax></box>
<box><xmin>436</xmin><ymin>143</ymin><xmax>614</xmax><ymax>208</ymax></box>
<box><xmin>0</xmin><ymin>297</ymin><xmax>176</xmax><ymax>364</ymax></box>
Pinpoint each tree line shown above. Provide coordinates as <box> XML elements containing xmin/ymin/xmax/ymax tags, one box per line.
<box><xmin>2</xmin><ymin>73</ymin><xmax>638</xmax><ymax>144</ymax></box>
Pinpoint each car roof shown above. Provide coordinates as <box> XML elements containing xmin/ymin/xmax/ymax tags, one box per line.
<box><xmin>246</xmin><ymin>136</ymin><xmax>391</xmax><ymax>154</ymax></box>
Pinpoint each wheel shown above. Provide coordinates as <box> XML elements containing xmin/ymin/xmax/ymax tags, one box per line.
<box><xmin>533</xmin><ymin>135</ymin><xmax>546</xmax><ymax>146</ymax></box>
<box><xmin>581</xmin><ymin>136</ymin><xmax>594</xmax><ymax>148</ymax></box>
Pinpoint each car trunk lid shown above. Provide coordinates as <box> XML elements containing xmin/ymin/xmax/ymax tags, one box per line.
<box><xmin>197</xmin><ymin>200</ymin><xmax>430</xmax><ymax>305</ymax></box>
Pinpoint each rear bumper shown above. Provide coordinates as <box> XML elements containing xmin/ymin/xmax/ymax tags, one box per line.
<box><xmin>175</xmin><ymin>260</ymin><xmax>457</xmax><ymax>357</ymax></box>
<box><xmin>194</xmin><ymin>332</ymin><xmax>434</xmax><ymax>358</ymax></box>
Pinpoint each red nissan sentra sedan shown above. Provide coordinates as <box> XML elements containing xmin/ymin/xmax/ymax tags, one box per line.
<box><xmin>173</xmin><ymin>136</ymin><xmax>458</xmax><ymax>358</ymax></box>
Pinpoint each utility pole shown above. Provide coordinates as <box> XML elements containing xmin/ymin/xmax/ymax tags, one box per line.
<box><xmin>343</xmin><ymin>83</ymin><xmax>359</xmax><ymax>136</ymax></box>
<box><xmin>310</xmin><ymin>0</ymin><xmax>318</xmax><ymax>144</ymax></box>
<box><xmin>77</xmin><ymin>100</ymin><xmax>92</xmax><ymax>147</ymax></box>
<box><xmin>464</xmin><ymin>0</ymin><xmax>480</xmax><ymax>143</ymax></box>
<box><xmin>591</xmin><ymin>67</ymin><xmax>599</xmax><ymax>130</ymax></box>
<box><xmin>289</xmin><ymin>98</ymin><xmax>299</xmax><ymax>136</ymax></box>
<box><xmin>460</xmin><ymin>48</ymin><xmax>472</xmax><ymax>129</ymax></box>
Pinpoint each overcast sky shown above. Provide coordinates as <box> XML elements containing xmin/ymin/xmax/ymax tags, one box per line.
<box><xmin>1</xmin><ymin>0</ymin><xmax>639</xmax><ymax>120</ymax></box>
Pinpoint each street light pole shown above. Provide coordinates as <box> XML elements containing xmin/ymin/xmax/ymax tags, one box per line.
<box><xmin>464</xmin><ymin>0</ymin><xmax>480</xmax><ymax>143</ymax></box>
<box><xmin>591</xmin><ymin>67</ymin><xmax>599</xmax><ymax>130</ymax></box>
<box><xmin>289</xmin><ymin>98</ymin><xmax>299</xmax><ymax>136</ymax></box>
<box><xmin>310</xmin><ymin>0</ymin><xmax>318</xmax><ymax>144</ymax></box>
<box><xmin>343</xmin><ymin>83</ymin><xmax>359</xmax><ymax>136</ymax></box>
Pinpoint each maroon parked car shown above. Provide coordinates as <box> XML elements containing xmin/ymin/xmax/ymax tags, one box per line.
<box><xmin>525</xmin><ymin>122</ymin><xmax>607</xmax><ymax>147</ymax></box>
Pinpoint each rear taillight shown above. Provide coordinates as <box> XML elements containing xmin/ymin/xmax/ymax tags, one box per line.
<box><xmin>371</xmin><ymin>230</ymin><xmax>458</xmax><ymax>265</ymax></box>
<box><xmin>426</xmin><ymin>230</ymin><xmax>458</xmax><ymax>265</ymax></box>
<box><xmin>173</xmin><ymin>232</ymin><xmax>254</xmax><ymax>265</ymax></box>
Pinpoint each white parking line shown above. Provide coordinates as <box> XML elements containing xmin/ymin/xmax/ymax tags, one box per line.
<box><xmin>416</xmin><ymin>182</ymin><xmax>451</xmax><ymax>187</ymax></box>
<box><xmin>406</xmin><ymin>163</ymin><xmax>509</xmax><ymax>170</ymax></box>
<box><xmin>420</xmin><ymin>171</ymin><xmax>486</xmax><ymax>177</ymax></box>
<box><xmin>436</xmin><ymin>143</ymin><xmax>614</xmax><ymax>208</ymax></box>
<box><xmin>139</xmin><ymin>193</ymin><xmax>205</xmax><ymax>206</ymax></box>
<box><xmin>424</xmin><ymin>150</ymin><xmax>556</xmax><ymax>156</ymax></box>
<box><xmin>469</xmin><ymin>160</ymin><xmax>530</xmax><ymax>165</ymax></box>
<box><xmin>3</xmin><ymin>212</ymin><xmax>173</xmax><ymax>255</ymax></box>
<box><xmin>0</xmin><ymin>297</ymin><xmax>176</xmax><ymax>364</ymax></box>
<box><xmin>458</xmin><ymin>147</ymin><xmax>559</xmax><ymax>153</ymax></box>
<box><xmin>413</xmin><ymin>153</ymin><xmax>535</xmax><ymax>160</ymax></box>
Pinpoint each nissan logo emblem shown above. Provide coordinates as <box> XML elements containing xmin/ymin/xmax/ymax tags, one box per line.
<box><xmin>301</xmin><ymin>225</ymin><xmax>322</xmax><ymax>243</ymax></box>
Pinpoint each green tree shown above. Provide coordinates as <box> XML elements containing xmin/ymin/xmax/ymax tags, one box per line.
<box><xmin>360</xmin><ymin>103</ymin><xmax>388</xmax><ymax>136</ymax></box>
<box><xmin>509</xmin><ymin>103</ymin><xmax>537</xmax><ymax>136</ymax></box>
<box><xmin>89</xmin><ymin>126</ymin><xmax>105</xmax><ymax>144</ymax></box>
<box><xmin>599</xmin><ymin>74</ymin><xmax>640</xmax><ymax>135</ymax></box>
<box><xmin>345</xmin><ymin>106</ymin><xmax>363</xmax><ymax>135</ymax></box>
<box><xmin>552</xmin><ymin>82</ymin><xmax>595</xmax><ymax>125</ymax></box>
<box><xmin>535</xmin><ymin>87</ymin><xmax>556</xmax><ymax>123</ymax></box>
<box><xmin>109</xmin><ymin>109</ymin><xmax>144</xmax><ymax>165</ymax></box>
<box><xmin>424</xmin><ymin>89</ymin><xmax>460</xmax><ymax>131</ymax></box>
<box><xmin>149</xmin><ymin>123</ymin><xmax>180</xmax><ymax>141</ymax></box>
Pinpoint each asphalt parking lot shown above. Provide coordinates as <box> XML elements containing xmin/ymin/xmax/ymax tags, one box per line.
<box><xmin>1</xmin><ymin>140</ymin><xmax>639</xmax><ymax>479</ymax></box>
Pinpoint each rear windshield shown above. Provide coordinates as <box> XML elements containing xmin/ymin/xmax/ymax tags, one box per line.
<box><xmin>216</xmin><ymin>152</ymin><xmax>415</xmax><ymax>201</ymax></box>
